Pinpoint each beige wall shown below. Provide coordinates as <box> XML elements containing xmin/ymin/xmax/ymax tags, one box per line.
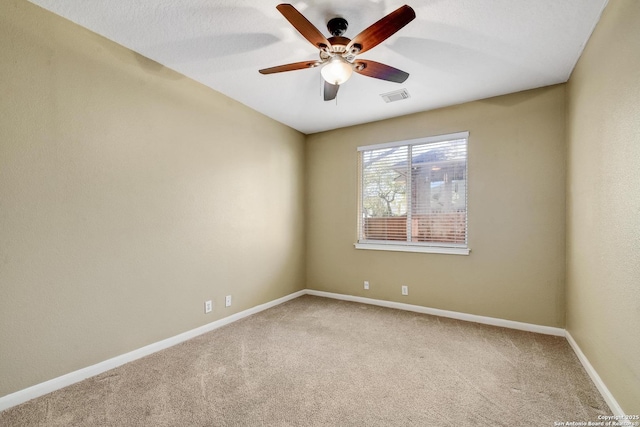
<box><xmin>566</xmin><ymin>0</ymin><xmax>640</xmax><ymax>415</ymax></box>
<box><xmin>0</xmin><ymin>0</ymin><xmax>305</xmax><ymax>398</ymax></box>
<box><xmin>306</xmin><ymin>85</ymin><xmax>567</xmax><ymax>327</ymax></box>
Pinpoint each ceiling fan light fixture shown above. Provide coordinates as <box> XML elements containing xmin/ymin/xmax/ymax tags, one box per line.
<box><xmin>320</xmin><ymin>55</ymin><xmax>353</xmax><ymax>85</ymax></box>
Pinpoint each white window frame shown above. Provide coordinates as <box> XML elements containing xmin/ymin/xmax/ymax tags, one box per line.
<box><xmin>355</xmin><ymin>131</ymin><xmax>470</xmax><ymax>255</ymax></box>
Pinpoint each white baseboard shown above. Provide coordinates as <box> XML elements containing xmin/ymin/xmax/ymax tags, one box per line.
<box><xmin>0</xmin><ymin>289</ymin><xmax>306</xmax><ymax>412</ymax></box>
<box><xmin>306</xmin><ymin>289</ymin><xmax>566</xmax><ymax>337</ymax></box>
<box><xmin>565</xmin><ymin>331</ymin><xmax>625</xmax><ymax>416</ymax></box>
<box><xmin>1</xmin><ymin>288</ymin><xmax>624</xmax><ymax>418</ymax></box>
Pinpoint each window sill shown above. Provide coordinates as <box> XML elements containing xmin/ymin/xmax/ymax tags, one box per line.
<box><xmin>354</xmin><ymin>242</ymin><xmax>470</xmax><ymax>255</ymax></box>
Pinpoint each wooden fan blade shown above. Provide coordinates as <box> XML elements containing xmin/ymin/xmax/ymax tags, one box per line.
<box><xmin>324</xmin><ymin>81</ymin><xmax>339</xmax><ymax>101</ymax></box>
<box><xmin>276</xmin><ymin>4</ymin><xmax>332</xmax><ymax>50</ymax></box>
<box><xmin>259</xmin><ymin>60</ymin><xmax>320</xmax><ymax>74</ymax></box>
<box><xmin>354</xmin><ymin>60</ymin><xmax>409</xmax><ymax>83</ymax></box>
<box><xmin>346</xmin><ymin>5</ymin><xmax>415</xmax><ymax>55</ymax></box>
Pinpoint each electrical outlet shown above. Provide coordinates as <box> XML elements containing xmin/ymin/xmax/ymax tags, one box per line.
<box><xmin>401</xmin><ymin>285</ymin><xmax>408</xmax><ymax>296</ymax></box>
<box><xmin>225</xmin><ymin>295</ymin><xmax>232</xmax><ymax>307</ymax></box>
<box><xmin>204</xmin><ymin>300</ymin><xmax>212</xmax><ymax>314</ymax></box>
<box><xmin>364</xmin><ymin>281</ymin><xmax>370</xmax><ymax>290</ymax></box>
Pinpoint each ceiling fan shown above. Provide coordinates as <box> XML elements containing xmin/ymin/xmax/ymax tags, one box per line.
<box><xmin>259</xmin><ymin>4</ymin><xmax>416</xmax><ymax>101</ymax></box>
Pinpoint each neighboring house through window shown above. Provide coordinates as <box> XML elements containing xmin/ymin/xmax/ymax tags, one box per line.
<box><xmin>356</xmin><ymin>131</ymin><xmax>469</xmax><ymax>255</ymax></box>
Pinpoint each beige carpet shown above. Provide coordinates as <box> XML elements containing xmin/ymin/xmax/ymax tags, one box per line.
<box><xmin>1</xmin><ymin>295</ymin><xmax>610</xmax><ymax>426</ymax></box>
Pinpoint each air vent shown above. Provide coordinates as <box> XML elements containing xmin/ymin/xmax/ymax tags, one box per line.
<box><xmin>380</xmin><ymin>89</ymin><xmax>410</xmax><ymax>103</ymax></box>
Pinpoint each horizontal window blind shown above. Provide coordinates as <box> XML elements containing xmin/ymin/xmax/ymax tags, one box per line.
<box><xmin>358</xmin><ymin>132</ymin><xmax>468</xmax><ymax>249</ymax></box>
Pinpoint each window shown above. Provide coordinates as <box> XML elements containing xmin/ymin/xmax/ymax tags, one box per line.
<box><xmin>356</xmin><ymin>132</ymin><xmax>469</xmax><ymax>255</ymax></box>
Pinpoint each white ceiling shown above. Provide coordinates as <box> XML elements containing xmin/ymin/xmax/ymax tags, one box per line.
<box><xmin>29</xmin><ymin>0</ymin><xmax>608</xmax><ymax>134</ymax></box>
